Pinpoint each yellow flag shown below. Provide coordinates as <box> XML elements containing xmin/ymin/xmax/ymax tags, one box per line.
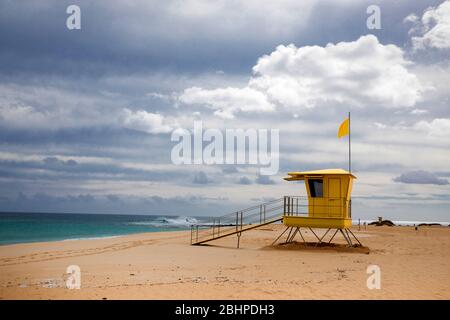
<box><xmin>338</xmin><ymin>118</ymin><xmax>349</xmax><ymax>138</ymax></box>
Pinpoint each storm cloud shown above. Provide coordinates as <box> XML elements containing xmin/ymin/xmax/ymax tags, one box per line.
<box><xmin>0</xmin><ymin>0</ymin><xmax>449</xmax><ymax>220</ymax></box>
<box><xmin>394</xmin><ymin>171</ymin><xmax>449</xmax><ymax>185</ymax></box>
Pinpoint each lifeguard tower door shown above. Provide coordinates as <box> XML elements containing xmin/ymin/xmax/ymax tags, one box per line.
<box><xmin>328</xmin><ymin>178</ymin><xmax>341</xmax><ymax>217</ymax></box>
<box><xmin>307</xmin><ymin>179</ymin><xmax>325</xmax><ymax>217</ymax></box>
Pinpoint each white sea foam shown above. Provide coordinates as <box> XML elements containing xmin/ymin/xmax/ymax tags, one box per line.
<box><xmin>127</xmin><ymin>216</ymin><xmax>199</xmax><ymax>228</ymax></box>
<box><xmin>62</xmin><ymin>235</ymin><xmax>122</xmax><ymax>242</ymax></box>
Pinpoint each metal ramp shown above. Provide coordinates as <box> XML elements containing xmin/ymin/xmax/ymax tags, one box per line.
<box><xmin>190</xmin><ymin>195</ymin><xmax>362</xmax><ymax>247</ymax></box>
<box><xmin>190</xmin><ymin>197</ymin><xmax>289</xmax><ymax>246</ymax></box>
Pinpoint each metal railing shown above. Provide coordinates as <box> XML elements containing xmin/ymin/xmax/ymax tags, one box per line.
<box><xmin>283</xmin><ymin>196</ymin><xmax>351</xmax><ymax>218</ymax></box>
<box><xmin>191</xmin><ymin>195</ymin><xmax>353</xmax><ymax>245</ymax></box>
<box><xmin>191</xmin><ymin>197</ymin><xmax>285</xmax><ymax>244</ymax></box>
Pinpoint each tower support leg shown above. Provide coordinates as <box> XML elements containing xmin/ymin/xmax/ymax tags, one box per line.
<box><xmin>345</xmin><ymin>229</ymin><xmax>353</xmax><ymax>246</ymax></box>
<box><xmin>346</xmin><ymin>228</ymin><xmax>362</xmax><ymax>246</ymax></box>
<box><xmin>319</xmin><ymin>228</ymin><xmax>331</xmax><ymax>243</ymax></box>
<box><xmin>272</xmin><ymin>227</ymin><xmax>363</xmax><ymax>247</ymax></box>
<box><xmin>237</xmin><ymin>232</ymin><xmax>241</xmax><ymax>248</ymax></box>
<box><xmin>272</xmin><ymin>226</ymin><xmax>290</xmax><ymax>245</ymax></box>
<box><xmin>328</xmin><ymin>229</ymin><xmax>339</xmax><ymax>244</ymax></box>
<box><xmin>298</xmin><ymin>228</ymin><xmax>306</xmax><ymax>244</ymax></box>
<box><xmin>288</xmin><ymin>227</ymin><xmax>300</xmax><ymax>242</ymax></box>
<box><xmin>339</xmin><ymin>229</ymin><xmax>352</xmax><ymax>246</ymax></box>
<box><xmin>285</xmin><ymin>227</ymin><xmax>294</xmax><ymax>243</ymax></box>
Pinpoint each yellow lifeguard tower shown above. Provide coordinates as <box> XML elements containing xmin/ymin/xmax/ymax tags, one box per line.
<box><xmin>275</xmin><ymin>168</ymin><xmax>361</xmax><ymax>246</ymax></box>
<box><xmin>283</xmin><ymin>169</ymin><xmax>354</xmax><ymax>228</ymax></box>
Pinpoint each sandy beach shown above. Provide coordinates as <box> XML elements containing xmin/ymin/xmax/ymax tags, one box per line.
<box><xmin>0</xmin><ymin>225</ymin><xmax>449</xmax><ymax>300</ymax></box>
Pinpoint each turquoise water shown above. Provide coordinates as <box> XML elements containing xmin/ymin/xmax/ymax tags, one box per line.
<box><xmin>2</xmin><ymin>213</ymin><xmax>447</xmax><ymax>246</ymax></box>
<box><xmin>0</xmin><ymin>212</ymin><xmax>204</xmax><ymax>245</ymax></box>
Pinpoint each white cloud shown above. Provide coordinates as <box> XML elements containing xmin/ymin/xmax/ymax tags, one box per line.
<box><xmin>145</xmin><ymin>92</ymin><xmax>173</xmax><ymax>101</ymax></box>
<box><xmin>374</xmin><ymin>122</ymin><xmax>387</xmax><ymax>129</ymax></box>
<box><xmin>411</xmin><ymin>0</ymin><xmax>450</xmax><ymax>50</ymax></box>
<box><xmin>251</xmin><ymin>35</ymin><xmax>423</xmax><ymax>109</ymax></box>
<box><xmin>0</xmin><ymin>83</ymin><xmax>124</xmax><ymax>129</ymax></box>
<box><xmin>122</xmin><ymin>108</ymin><xmax>173</xmax><ymax>133</ymax></box>
<box><xmin>415</xmin><ymin>118</ymin><xmax>450</xmax><ymax>137</ymax></box>
<box><xmin>410</xmin><ymin>108</ymin><xmax>429</xmax><ymax>115</ymax></box>
<box><xmin>180</xmin><ymin>35</ymin><xmax>424</xmax><ymax>118</ymax></box>
<box><xmin>0</xmin><ymin>103</ymin><xmax>47</xmax><ymax>128</ymax></box>
<box><xmin>179</xmin><ymin>86</ymin><xmax>275</xmax><ymax>119</ymax></box>
<box><xmin>404</xmin><ymin>13</ymin><xmax>419</xmax><ymax>24</ymax></box>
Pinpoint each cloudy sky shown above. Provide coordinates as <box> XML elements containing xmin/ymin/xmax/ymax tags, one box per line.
<box><xmin>0</xmin><ymin>0</ymin><xmax>449</xmax><ymax>221</ymax></box>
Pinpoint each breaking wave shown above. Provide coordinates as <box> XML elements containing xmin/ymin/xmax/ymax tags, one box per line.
<box><xmin>127</xmin><ymin>216</ymin><xmax>199</xmax><ymax>228</ymax></box>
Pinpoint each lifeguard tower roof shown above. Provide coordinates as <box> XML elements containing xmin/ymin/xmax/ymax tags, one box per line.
<box><xmin>284</xmin><ymin>169</ymin><xmax>356</xmax><ymax>181</ymax></box>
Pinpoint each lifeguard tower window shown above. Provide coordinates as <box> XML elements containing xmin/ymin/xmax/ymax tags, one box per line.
<box><xmin>308</xmin><ymin>179</ymin><xmax>323</xmax><ymax>198</ymax></box>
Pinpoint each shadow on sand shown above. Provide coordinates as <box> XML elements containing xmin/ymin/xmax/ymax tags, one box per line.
<box><xmin>265</xmin><ymin>241</ymin><xmax>370</xmax><ymax>254</ymax></box>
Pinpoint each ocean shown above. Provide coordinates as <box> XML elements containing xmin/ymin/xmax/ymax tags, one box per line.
<box><xmin>1</xmin><ymin>212</ymin><xmax>447</xmax><ymax>246</ymax></box>
<box><xmin>0</xmin><ymin>212</ymin><xmax>206</xmax><ymax>245</ymax></box>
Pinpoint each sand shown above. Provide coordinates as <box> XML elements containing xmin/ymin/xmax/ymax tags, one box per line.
<box><xmin>0</xmin><ymin>225</ymin><xmax>449</xmax><ymax>299</ymax></box>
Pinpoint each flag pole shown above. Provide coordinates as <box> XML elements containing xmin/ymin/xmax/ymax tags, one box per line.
<box><xmin>348</xmin><ymin>111</ymin><xmax>351</xmax><ymax>173</ymax></box>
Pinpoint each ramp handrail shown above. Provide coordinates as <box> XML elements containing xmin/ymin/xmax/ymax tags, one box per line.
<box><xmin>191</xmin><ymin>196</ymin><xmax>307</xmax><ymax>244</ymax></box>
